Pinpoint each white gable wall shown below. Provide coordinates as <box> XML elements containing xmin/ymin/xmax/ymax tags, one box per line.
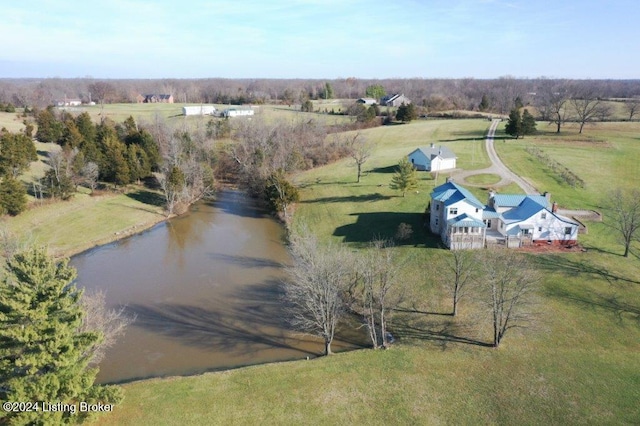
<box><xmin>503</xmin><ymin>209</ymin><xmax>579</xmax><ymax>241</ymax></box>
<box><xmin>431</xmin><ymin>156</ymin><xmax>456</xmax><ymax>171</ymax></box>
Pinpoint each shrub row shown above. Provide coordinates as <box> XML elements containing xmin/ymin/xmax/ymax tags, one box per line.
<box><xmin>525</xmin><ymin>147</ymin><xmax>585</xmax><ymax>188</ymax></box>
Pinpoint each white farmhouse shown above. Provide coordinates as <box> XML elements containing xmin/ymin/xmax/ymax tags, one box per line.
<box><xmin>429</xmin><ymin>182</ymin><xmax>580</xmax><ymax>250</ymax></box>
<box><xmin>408</xmin><ymin>144</ymin><xmax>457</xmax><ymax>172</ymax></box>
<box><xmin>429</xmin><ymin>180</ymin><xmax>486</xmax><ymax>250</ymax></box>
<box><xmin>485</xmin><ymin>192</ymin><xmax>579</xmax><ymax>247</ymax></box>
<box><xmin>183</xmin><ymin>105</ymin><xmax>216</xmax><ymax>116</ymax></box>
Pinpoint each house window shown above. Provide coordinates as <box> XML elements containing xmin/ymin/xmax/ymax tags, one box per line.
<box><xmin>436</xmin><ymin>204</ymin><xmax>439</xmax><ymax>211</ymax></box>
<box><xmin>564</xmin><ymin>227</ymin><xmax>572</xmax><ymax>235</ymax></box>
<box><xmin>435</xmin><ymin>218</ymin><xmax>438</xmax><ymax>226</ymax></box>
<box><xmin>464</xmin><ymin>227</ymin><xmax>469</xmax><ymax>234</ymax></box>
<box><xmin>449</xmin><ymin>207</ymin><xmax>458</xmax><ymax>215</ymax></box>
<box><xmin>523</xmin><ymin>229</ymin><xmax>530</xmax><ymax>235</ymax></box>
<box><xmin>541</xmin><ymin>212</ymin><xmax>547</xmax><ymax>219</ymax></box>
<box><xmin>538</xmin><ymin>227</ymin><xmax>542</xmax><ymax>232</ymax></box>
<box><xmin>475</xmin><ymin>208</ymin><xmax>479</xmax><ymax>213</ymax></box>
<box><xmin>485</xmin><ymin>219</ymin><xmax>492</xmax><ymax>228</ymax></box>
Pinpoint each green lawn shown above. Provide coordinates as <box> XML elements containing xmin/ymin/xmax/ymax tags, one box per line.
<box><xmin>4</xmin><ymin>111</ymin><xmax>639</xmax><ymax>424</ymax></box>
<box><xmin>93</xmin><ymin>117</ymin><xmax>640</xmax><ymax>425</ymax></box>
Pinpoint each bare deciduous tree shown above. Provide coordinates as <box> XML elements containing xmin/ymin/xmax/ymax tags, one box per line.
<box><xmin>570</xmin><ymin>90</ymin><xmax>610</xmax><ymax>133</ymax></box>
<box><xmin>538</xmin><ymin>86</ymin><xmax>570</xmax><ymax>133</ymax></box>
<box><xmin>480</xmin><ymin>250</ymin><xmax>539</xmax><ymax>348</ymax></box>
<box><xmin>624</xmin><ymin>99</ymin><xmax>640</xmax><ymax>121</ymax></box>
<box><xmin>351</xmin><ymin>239</ymin><xmax>404</xmax><ymax>349</ymax></box>
<box><xmin>79</xmin><ymin>289</ymin><xmax>134</xmax><ymax>365</ymax></box>
<box><xmin>444</xmin><ymin>249</ymin><xmax>477</xmax><ymax>316</ymax></box>
<box><xmin>283</xmin><ymin>229</ymin><xmax>351</xmax><ymax>355</ymax></box>
<box><xmin>346</xmin><ymin>132</ymin><xmax>372</xmax><ymax>183</ymax></box>
<box><xmin>602</xmin><ymin>189</ymin><xmax>640</xmax><ymax>258</ymax></box>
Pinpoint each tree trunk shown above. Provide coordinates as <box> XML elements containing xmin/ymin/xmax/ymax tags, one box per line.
<box><xmin>324</xmin><ymin>338</ymin><xmax>333</xmax><ymax>355</ymax></box>
<box><xmin>357</xmin><ymin>164</ymin><xmax>362</xmax><ymax>183</ymax></box>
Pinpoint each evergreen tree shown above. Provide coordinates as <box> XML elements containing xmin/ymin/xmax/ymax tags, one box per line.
<box><xmin>323</xmin><ymin>82</ymin><xmax>334</xmax><ymax>100</ymax></box>
<box><xmin>505</xmin><ymin>108</ymin><xmax>523</xmax><ymax>139</ymax></box>
<box><xmin>0</xmin><ymin>131</ymin><xmax>38</xmax><ymax>177</ymax></box>
<box><xmin>479</xmin><ymin>94</ymin><xmax>490</xmax><ymax>111</ymax></box>
<box><xmin>390</xmin><ymin>158</ymin><xmax>418</xmax><ymax>197</ymax></box>
<box><xmin>35</xmin><ymin>107</ymin><xmax>63</xmax><ymax>143</ymax></box>
<box><xmin>0</xmin><ymin>176</ymin><xmax>27</xmax><ymax>215</ymax></box>
<box><xmin>396</xmin><ymin>103</ymin><xmax>417</xmax><ymax>122</ymax></box>
<box><xmin>521</xmin><ymin>108</ymin><xmax>537</xmax><ymax>137</ymax></box>
<box><xmin>265</xmin><ymin>169</ymin><xmax>299</xmax><ymax>217</ymax></box>
<box><xmin>0</xmin><ymin>247</ymin><xmax>122</xmax><ymax>424</ymax></box>
<box><xmin>43</xmin><ymin>167</ymin><xmax>75</xmax><ymax>200</ymax></box>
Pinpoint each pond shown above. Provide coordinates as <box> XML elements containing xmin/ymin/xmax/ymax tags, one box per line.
<box><xmin>72</xmin><ymin>190</ymin><xmax>365</xmax><ymax>384</ymax></box>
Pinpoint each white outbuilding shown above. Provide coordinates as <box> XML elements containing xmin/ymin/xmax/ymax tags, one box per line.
<box><xmin>183</xmin><ymin>105</ymin><xmax>217</xmax><ymax>116</ymax></box>
<box><xmin>223</xmin><ymin>108</ymin><xmax>255</xmax><ymax>117</ymax></box>
<box><xmin>408</xmin><ymin>144</ymin><xmax>457</xmax><ymax>172</ymax></box>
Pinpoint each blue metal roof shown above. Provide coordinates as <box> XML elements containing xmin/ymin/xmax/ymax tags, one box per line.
<box><xmin>502</xmin><ymin>197</ymin><xmax>546</xmax><ymax>223</ymax></box>
<box><xmin>493</xmin><ymin>194</ymin><xmax>549</xmax><ymax>209</ymax></box>
<box><xmin>431</xmin><ymin>181</ymin><xmax>484</xmax><ymax>209</ymax></box>
<box><xmin>482</xmin><ymin>206</ymin><xmax>500</xmax><ymax>219</ymax></box>
<box><xmin>446</xmin><ymin>213</ymin><xmax>486</xmax><ymax>228</ymax></box>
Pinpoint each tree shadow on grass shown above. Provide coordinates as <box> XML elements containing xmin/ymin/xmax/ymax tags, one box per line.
<box><xmin>125</xmin><ymin>190</ymin><xmax>166</xmax><ymax>207</ymax></box>
<box><xmin>546</xmin><ymin>285</ymin><xmax>640</xmax><ymax>325</ymax></box>
<box><xmin>333</xmin><ymin>212</ymin><xmax>441</xmax><ymax>247</ymax></box>
<box><xmin>370</xmin><ymin>165</ymin><xmax>398</xmax><ymax>174</ymax></box>
<box><xmin>536</xmin><ymin>254</ymin><xmax>640</xmax><ymax>286</ymax></box>
<box><xmin>392</xmin><ymin>311</ymin><xmax>492</xmax><ymax>349</ymax></box>
<box><xmin>302</xmin><ymin>193</ymin><xmax>392</xmax><ymax>204</ymax></box>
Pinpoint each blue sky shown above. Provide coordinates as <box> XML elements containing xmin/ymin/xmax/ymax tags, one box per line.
<box><xmin>1</xmin><ymin>0</ymin><xmax>638</xmax><ymax>79</ymax></box>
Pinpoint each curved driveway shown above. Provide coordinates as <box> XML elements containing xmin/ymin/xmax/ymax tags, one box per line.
<box><xmin>453</xmin><ymin>119</ymin><xmax>538</xmax><ymax>194</ymax></box>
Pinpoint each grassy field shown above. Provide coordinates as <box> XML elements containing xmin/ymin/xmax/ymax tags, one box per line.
<box><xmin>91</xmin><ymin>117</ymin><xmax>640</xmax><ymax>425</ymax></box>
<box><xmin>3</xmin><ymin>108</ymin><xmax>639</xmax><ymax>424</ymax></box>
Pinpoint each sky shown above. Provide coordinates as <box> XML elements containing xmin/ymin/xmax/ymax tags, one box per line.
<box><xmin>1</xmin><ymin>0</ymin><xmax>638</xmax><ymax>79</ymax></box>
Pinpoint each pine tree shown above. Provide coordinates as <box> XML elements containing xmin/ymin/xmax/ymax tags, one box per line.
<box><xmin>505</xmin><ymin>108</ymin><xmax>523</xmax><ymax>139</ymax></box>
<box><xmin>479</xmin><ymin>94</ymin><xmax>490</xmax><ymax>111</ymax></box>
<box><xmin>0</xmin><ymin>132</ymin><xmax>38</xmax><ymax>177</ymax></box>
<box><xmin>0</xmin><ymin>247</ymin><xmax>122</xmax><ymax>424</ymax></box>
<box><xmin>521</xmin><ymin>108</ymin><xmax>537</xmax><ymax>137</ymax></box>
<box><xmin>390</xmin><ymin>158</ymin><xmax>418</xmax><ymax>197</ymax></box>
<box><xmin>0</xmin><ymin>176</ymin><xmax>28</xmax><ymax>215</ymax></box>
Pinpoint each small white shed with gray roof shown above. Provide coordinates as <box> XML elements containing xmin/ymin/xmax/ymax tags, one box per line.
<box><xmin>408</xmin><ymin>144</ymin><xmax>457</xmax><ymax>172</ymax></box>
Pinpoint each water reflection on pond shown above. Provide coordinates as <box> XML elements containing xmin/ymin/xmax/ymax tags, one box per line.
<box><xmin>72</xmin><ymin>191</ymin><xmax>365</xmax><ymax>384</ymax></box>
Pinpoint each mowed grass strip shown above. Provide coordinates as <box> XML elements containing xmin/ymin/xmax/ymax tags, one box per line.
<box><xmin>2</xmin><ymin>189</ymin><xmax>165</xmax><ymax>257</ymax></box>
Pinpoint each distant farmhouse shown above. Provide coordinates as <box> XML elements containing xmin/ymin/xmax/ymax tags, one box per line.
<box><xmin>56</xmin><ymin>98</ymin><xmax>82</xmax><ymax>107</ymax></box>
<box><xmin>222</xmin><ymin>108</ymin><xmax>255</xmax><ymax>118</ymax></box>
<box><xmin>429</xmin><ymin>180</ymin><xmax>579</xmax><ymax>250</ymax></box>
<box><xmin>356</xmin><ymin>98</ymin><xmax>378</xmax><ymax>105</ymax></box>
<box><xmin>138</xmin><ymin>94</ymin><xmax>174</xmax><ymax>104</ymax></box>
<box><xmin>381</xmin><ymin>93</ymin><xmax>411</xmax><ymax>107</ymax></box>
<box><xmin>183</xmin><ymin>105</ymin><xmax>216</xmax><ymax>116</ymax></box>
<box><xmin>408</xmin><ymin>144</ymin><xmax>457</xmax><ymax>172</ymax></box>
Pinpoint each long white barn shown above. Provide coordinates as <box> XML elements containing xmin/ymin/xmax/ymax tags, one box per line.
<box><xmin>183</xmin><ymin>105</ymin><xmax>216</xmax><ymax>116</ymax></box>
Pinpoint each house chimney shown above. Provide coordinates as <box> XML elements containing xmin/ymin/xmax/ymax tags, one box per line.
<box><xmin>488</xmin><ymin>190</ymin><xmax>496</xmax><ymax>205</ymax></box>
<box><xmin>552</xmin><ymin>202</ymin><xmax>558</xmax><ymax>213</ymax></box>
<box><xmin>446</xmin><ymin>177</ymin><xmax>453</xmax><ymax>183</ymax></box>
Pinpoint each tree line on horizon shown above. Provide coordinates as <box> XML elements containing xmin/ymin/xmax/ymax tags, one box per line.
<box><xmin>1</xmin><ymin>77</ymin><xmax>639</xmax><ymax>115</ymax></box>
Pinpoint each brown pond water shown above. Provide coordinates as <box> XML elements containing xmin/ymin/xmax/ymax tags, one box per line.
<box><xmin>72</xmin><ymin>190</ymin><xmax>366</xmax><ymax>384</ymax></box>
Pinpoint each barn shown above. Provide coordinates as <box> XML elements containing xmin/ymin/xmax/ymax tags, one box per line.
<box><xmin>408</xmin><ymin>144</ymin><xmax>457</xmax><ymax>172</ymax></box>
<box><xmin>183</xmin><ymin>105</ymin><xmax>216</xmax><ymax>116</ymax></box>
